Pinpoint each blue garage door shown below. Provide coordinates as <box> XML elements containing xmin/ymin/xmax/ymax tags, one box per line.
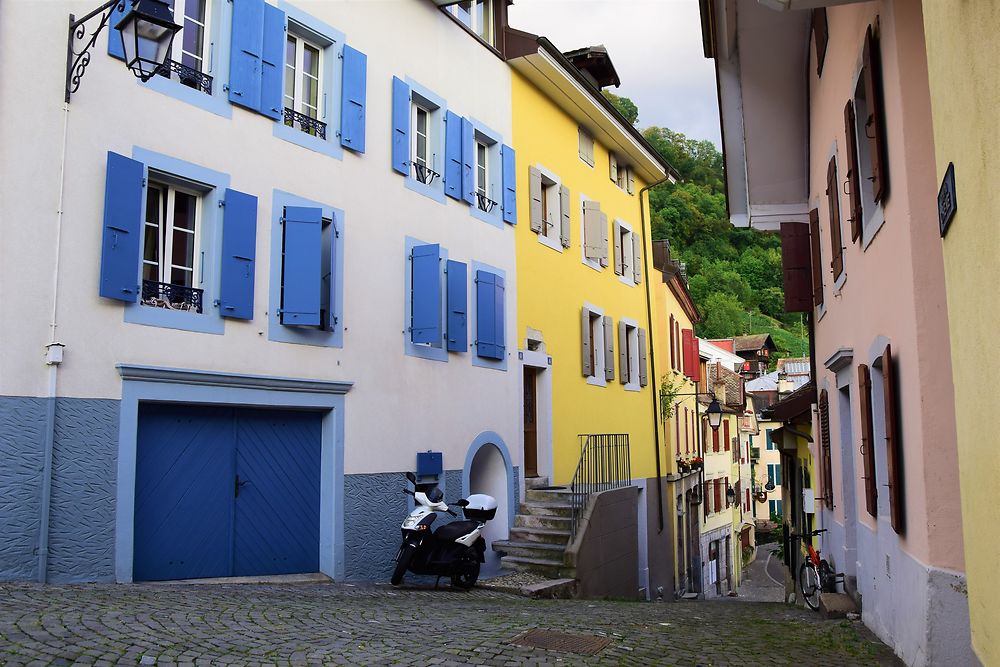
<box><xmin>134</xmin><ymin>404</ymin><xmax>322</xmax><ymax>581</ymax></box>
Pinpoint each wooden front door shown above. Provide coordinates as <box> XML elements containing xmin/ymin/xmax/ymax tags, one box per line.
<box><xmin>523</xmin><ymin>367</ymin><xmax>538</xmax><ymax>478</ymax></box>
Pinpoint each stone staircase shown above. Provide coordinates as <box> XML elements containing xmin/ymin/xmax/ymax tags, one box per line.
<box><xmin>492</xmin><ymin>477</ymin><xmax>576</xmax><ymax>579</ymax></box>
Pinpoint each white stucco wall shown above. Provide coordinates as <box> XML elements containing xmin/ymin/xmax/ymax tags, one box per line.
<box><xmin>0</xmin><ymin>0</ymin><xmax>518</xmax><ymax>477</ymax></box>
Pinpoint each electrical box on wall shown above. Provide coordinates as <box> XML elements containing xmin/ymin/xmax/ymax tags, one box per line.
<box><xmin>416</xmin><ymin>451</ymin><xmax>443</xmax><ymax>484</ymax></box>
<box><xmin>802</xmin><ymin>488</ymin><xmax>815</xmax><ymax>514</ymax></box>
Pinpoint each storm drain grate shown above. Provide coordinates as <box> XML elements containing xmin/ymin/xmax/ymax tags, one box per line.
<box><xmin>509</xmin><ymin>629</ymin><xmax>611</xmax><ymax>655</ymax></box>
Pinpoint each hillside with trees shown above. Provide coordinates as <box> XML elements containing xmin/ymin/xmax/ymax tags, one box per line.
<box><xmin>603</xmin><ymin>93</ymin><xmax>808</xmax><ymax>359</ymax></box>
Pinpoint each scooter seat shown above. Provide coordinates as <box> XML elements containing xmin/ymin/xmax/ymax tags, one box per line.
<box><xmin>434</xmin><ymin>520</ymin><xmax>480</xmax><ymax>542</ymax></box>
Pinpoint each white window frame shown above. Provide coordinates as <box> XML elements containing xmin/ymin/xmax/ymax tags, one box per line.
<box><xmin>534</xmin><ymin>164</ymin><xmax>563</xmax><ymax>252</ymax></box>
<box><xmin>412</xmin><ymin>102</ymin><xmax>432</xmax><ymax>169</ymax></box>
<box><xmin>476</xmin><ymin>140</ymin><xmax>488</xmax><ymax>198</ymax></box>
<box><xmin>284</xmin><ymin>31</ymin><xmax>324</xmax><ymax>126</ymax></box>
<box><xmin>171</xmin><ymin>0</ymin><xmax>211</xmax><ymax>76</ymax></box>
<box><xmin>447</xmin><ymin>0</ymin><xmax>494</xmax><ymax>44</ymax></box>
<box><xmin>578</xmin><ymin>126</ymin><xmax>595</xmax><ymax>167</ymax></box>
<box><xmin>142</xmin><ymin>180</ymin><xmax>203</xmax><ymax>294</ymax></box>
<box><xmin>584</xmin><ymin>302</ymin><xmax>606</xmax><ymax>387</ymax></box>
<box><xmin>616</xmin><ymin>219</ymin><xmax>636</xmax><ymax>286</ymax></box>
<box><xmin>621</xmin><ymin>316</ymin><xmax>641</xmax><ymax>392</ymax></box>
<box><xmin>849</xmin><ymin>64</ymin><xmax>886</xmax><ymax>250</ymax></box>
<box><xmin>471</xmin><ymin>128</ymin><xmax>500</xmax><ymax>218</ymax></box>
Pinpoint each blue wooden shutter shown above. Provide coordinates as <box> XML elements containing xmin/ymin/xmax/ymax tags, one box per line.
<box><xmin>446</xmin><ymin>260</ymin><xmax>467</xmax><ymax>352</ymax></box>
<box><xmin>280</xmin><ymin>206</ymin><xmax>322</xmax><ymax>326</ymax></box>
<box><xmin>340</xmin><ymin>45</ymin><xmax>367</xmax><ymax>152</ymax></box>
<box><xmin>259</xmin><ymin>3</ymin><xmax>285</xmax><ymax>119</ymax></box>
<box><xmin>326</xmin><ymin>215</ymin><xmax>339</xmax><ymax>331</ymax></box>
<box><xmin>391</xmin><ymin>77</ymin><xmax>410</xmax><ymax>175</ymax></box>
<box><xmin>99</xmin><ymin>151</ymin><xmax>144</xmax><ymax>302</ymax></box>
<box><xmin>107</xmin><ymin>1</ymin><xmax>128</xmax><ymax>59</ymax></box>
<box><xmin>501</xmin><ymin>144</ymin><xmax>516</xmax><ymax>224</ymax></box>
<box><xmin>461</xmin><ymin>117</ymin><xmax>475</xmax><ymax>204</ymax></box>
<box><xmin>444</xmin><ymin>111</ymin><xmax>463</xmax><ymax>200</ymax></box>
<box><xmin>219</xmin><ymin>188</ymin><xmax>258</xmax><ymax>320</ymax></box>
<box><xmin>476</xmin><ymin>271</ymin><xmax>505</xmax><ymax>360</ymax></box>
<box><xmin>410</xmin><ymin>244</ymin><xmax>441</xmax><ymax>345</ymax></box>
<box><xmin>229</xmin><ymin>0</ymin><xmax>265</xmax><ymax>111</ymax></box>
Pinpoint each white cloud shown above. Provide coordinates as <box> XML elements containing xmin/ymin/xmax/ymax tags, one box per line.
<box><xmin>507</xmin><ymin>0</ymin><xmax>722</xmax><ymax>147</ymax></box>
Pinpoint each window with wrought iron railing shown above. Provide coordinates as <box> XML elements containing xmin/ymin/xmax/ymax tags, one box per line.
<box><xmin>141</xmin><ymin>180</ymin><xmax>204</xmax><ymax>313</ymax></box>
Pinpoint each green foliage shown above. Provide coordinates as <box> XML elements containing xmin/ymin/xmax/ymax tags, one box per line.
<box><xmin>659</xmin><ymin>374</ymin><xmax>681</xmax><ymax>421</ymax></box>
<box><xmin>643</xmin><ymin>125</ymin><xmax>808</xmax><ymax>354</ymax></box>
<box><xmin>602</xmin><ymin>91</ymin><xmax>639</xmax><ymax>124</ymax></box>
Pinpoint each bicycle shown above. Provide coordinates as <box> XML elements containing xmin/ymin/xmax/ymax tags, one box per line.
<box><xmin>795</xmin><ymin>528</ymin><xmax>837</xmax><ymax>610</ymax></box>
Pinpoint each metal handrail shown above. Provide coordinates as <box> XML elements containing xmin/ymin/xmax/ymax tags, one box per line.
<box><xmin>568</xmin><ymin>433</ymin><xmax>631</xmax><ymax>542</ymax></box>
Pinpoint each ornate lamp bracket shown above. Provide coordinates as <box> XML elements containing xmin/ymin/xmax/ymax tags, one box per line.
<box><xmin>65</xmin><ymin>0</ymin><xmax>127</xmax><ymax>103</ymax></box>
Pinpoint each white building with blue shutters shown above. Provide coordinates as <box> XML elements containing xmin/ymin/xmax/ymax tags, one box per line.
<box><xmin>0</xmin><ymin>0</ymin><xmax>519</xmax><ymax>583</ymax></box>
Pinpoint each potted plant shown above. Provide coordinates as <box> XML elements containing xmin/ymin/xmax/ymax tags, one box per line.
<box><xmin>691</xmin><ymin>456</ymin><xmax>703</xmax><ymax>470</ymax></box>
<box><xmin>677</xmin><ymin>458</ymin><xmax>691</xmax><ymax>474</ymax></box>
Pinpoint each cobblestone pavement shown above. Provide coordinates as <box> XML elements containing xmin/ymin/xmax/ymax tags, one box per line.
<box><xmin>732</xmin><ymin>544</ymin><xmax>785</xmax><ymax>603</ymax></box>
<box><xmin>0</xmin><ymin>581</ymin><xmax>900</xmax><ymax>666</ymax></box>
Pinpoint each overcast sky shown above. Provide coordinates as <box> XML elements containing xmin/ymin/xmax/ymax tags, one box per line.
<box><xmin>507</xmin><ymin>0</ymin><xmax>722</xmax><ymax>147</ymax></box>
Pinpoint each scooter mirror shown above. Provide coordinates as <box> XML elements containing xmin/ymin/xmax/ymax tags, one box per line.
<box><xmin>405</xmin><ymin>471</ymin><xmax>416</xmax><ymax>483</ymax></box>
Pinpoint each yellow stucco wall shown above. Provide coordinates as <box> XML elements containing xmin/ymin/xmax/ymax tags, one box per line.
<box><xmin>511</xmin><ymin>71</ymin><xmax>660</xmax><ymax>485</ymax></box>
<box><xmin>922</xmin><ymin>5</ymin><xmax>1000</xmax><ymax>663</ymax></box>
<box><xmin>652</xmin><ymin>281</ymin><xmax>697</xmax><ymax>473</ymax></box>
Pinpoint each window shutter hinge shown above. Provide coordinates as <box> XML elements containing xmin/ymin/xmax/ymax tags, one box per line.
<box><xmin>213</xmin><ymin>299</ymin><xmax>221</xmax><ymax>307</ymax></box>
<box><xmin>338</xmin><ymin>52</ymin><xmax>344</xmax><ymax>60</ymax></box>
<box><xmin>141</xmin><ymin>177</ymin><xmax>147</xmax><ymax>187</ymax></box>
<box><xmin>280</xmin><ymin>217</ymin><xmax>285</xmax><ymax>225</ymax></box>
<box><xmin>223</xmin><ymin>84</ymin><xmax>230</xmax><ymax>92</ymax></box>
<box><xmin>218</xmin><ymin>200</ymin><xmax>225</xmax><ymax>208</ymax></box>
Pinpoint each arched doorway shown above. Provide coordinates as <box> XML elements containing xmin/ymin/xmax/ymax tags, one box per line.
<box><xmin>463</xmin><ymin>432</ymin><xmax>514</xmax><ymax>576</ymax></box>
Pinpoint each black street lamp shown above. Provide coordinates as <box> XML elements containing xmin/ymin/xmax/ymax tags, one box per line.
<box><xmin>66</xmin><ymin>0</ymin><xmax>181</xmax><ymax>102</ymax></box>
<box><xmin>705</xmin><ymin>396</ymin><xmax>724</xmax><ymax>431</ymax></box>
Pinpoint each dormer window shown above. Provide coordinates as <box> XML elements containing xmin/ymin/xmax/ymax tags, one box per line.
<box><xmin>449</xmin><ymin>1</ymin><xmax>494</xmax><ymax>44</ymax></box>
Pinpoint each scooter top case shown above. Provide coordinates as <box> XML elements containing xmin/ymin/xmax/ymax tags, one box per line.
<box><xmin>461</xmin><ymin>494</ymin><xmax>497</xmax><ymax>521</ymax></box>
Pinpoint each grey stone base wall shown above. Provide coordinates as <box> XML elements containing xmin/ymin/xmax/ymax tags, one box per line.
<box><xmin>700</xmin><ymin>524</ymin><xmax>734</xmax><ymax>599</ymax></box>
<box><xmin>0</xmin><ymin>396</ymin><xmax>119</xmax><ymax>583</ymax></box>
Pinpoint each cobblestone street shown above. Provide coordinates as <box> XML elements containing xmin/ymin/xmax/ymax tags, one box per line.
<box><xmin>0</xmin><ymin>582</ymin><xmax>899</xmax><ymax>666</ymax></box>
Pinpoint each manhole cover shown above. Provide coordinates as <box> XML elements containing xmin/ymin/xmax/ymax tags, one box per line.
<box><xmin>510</xmin><ymin>629</ymin><xmax>611</xmax><ymax>655</ymax></box>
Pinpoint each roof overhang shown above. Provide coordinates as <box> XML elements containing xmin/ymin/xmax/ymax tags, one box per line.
<box><xmin>701</xmin><ymin>0</ymin><xmax>811</xmax><ymax>231</ymax></box>
<box><xmin>507</xmin><ymin>40</ymin><xmax>671</xmax><ymax>184</ymax></box>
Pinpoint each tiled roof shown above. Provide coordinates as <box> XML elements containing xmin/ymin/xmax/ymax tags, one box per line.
<box><xmin>706</xmin><ymin>361</ymin><xmax>745</xmax><ymax>408</ymax></box>
<box><xmin>733</xmin><ymin>334</ymin><xmax>773</xmax><ymax>352</ymax></box>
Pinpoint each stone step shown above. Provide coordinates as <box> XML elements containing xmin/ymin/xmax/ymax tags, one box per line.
<box><xmin>509</xmin><ymin>526</ymin><xmax>571</xmax><ymax>545</ymax></box>
<box><xmin>502</xmin><ymin>555</ymin><xmax>576</xmax><ymax>579</ymax></box>
<box><xmin>514</xmin><ymin>514</ymin><xmax>573</xmax><ymax>530</ymax></box>
<box><xmin>524</xmin><ymin>476</ymin><xmax>550</xmax><ymax>490</ymax></box>
<box><xmin>525</xmin><ymin>487</ymin><xmax>573</xmax><ymax>503</ymax></box>
<box><xmin>492</xmin><ymin>540</ymin><xmax>565</xmax><ymax>561</ymax></box>
<box><xmin>521</xmin><ymin>578</ymin><xmax>577</xmax><ymax>599</ymax></box>
<box><xmin>519</xmin><ymin>501</ymin><xmax>573</xmax><ymax>518</ymax></box>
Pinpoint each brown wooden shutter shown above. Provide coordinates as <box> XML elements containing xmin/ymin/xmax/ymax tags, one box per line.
<box><xmin>843</xmin><ymin>100</ymin><xmax>863</xmax><ymax>241</ymax></box>
<box><xmin>682</xmin><ymin>328</ymin><xmax>695</xmax><ymax>378</ymax></box>
<box><xmin>691</xmin><ymin>338</ymin><xmax>701</xmax><ymax>382</ymax></box>
<box><xmin>809</xmin><ymin>209</ymin><xmax>824</xmax><ymax>307</ymax></box>
<box><xmin>780</xmin><ymin>222</ymin><xmax>813</xmax><ymax>313</ymax></box>
<box><xmin>819</xmin><ymin>389</ymin><xmax>833</xmax><ymax>509</ymax></box>
<box><xmin>712</xmin><ymin>426</ymin><xmax>720</xmax><ymax>453</ymax></box>
<box><xmin>704</xmin><ymin>480</ymin><xmax>712</xmax><ymax>514</ymax></box>
<box><xmin>826</xmin><ymin>156</ymin><xmax>844</xmax><ymax>280</ymax></box>
<box><xmin>724</xmin><ymin>476</ymin><xmax>730</xmax><ymax>507</ymax></box>
<box><xmin>714</xmin><ymin>480</ymin><xmax>722</xmax><ymax>512</ymax></box>
<box><xmin>862</xmin><ymin>25</ymin><xmax>888</xmax><ymax>203</ymax></box>
<box><xmin>669</xmin><ymin>314</ymin><xmax>676</xmax><ymax>370</ymax></box>
<box><xmin>858</xmin><ymin>364</ymin><xmax>877</xmax><ymax>517</ymax></box>
<box><xmin>883</xmin><ymin>345</ymin><xmax>904</xmax><ymax>534</ymax></box>
<box><xmin>724</xmin><ymin>419</ymin><xmax>730</xmax><ymax>451</ymax></box>
<box><xmin>812</xmin><ymin>8</ymin><xmax>829</xmax><ymax>77</ymax></box>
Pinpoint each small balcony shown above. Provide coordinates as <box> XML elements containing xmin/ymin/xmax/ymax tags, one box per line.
<box><xmin>155</xmin><ymin>59</ymin><xmax>213</xmax><ymax>95</ymax></box>
<box><xmin>283</xmin><ymin>107</ymin><xmax>327</xmax><ymax>140</ymax></box>
<box><xmin>141</xmin><ymin>280</ymin><xmax>204</xmax><ymax>314</ymax></box>
<box><xmin>411</xmin><ymin>161</ymin><xmax>440</xmax><ymax>185</ymax></box>
<box><xmin>476</xmin><ymin>191</ymin><xmax>498</xmax><ymax>213</ymax></box>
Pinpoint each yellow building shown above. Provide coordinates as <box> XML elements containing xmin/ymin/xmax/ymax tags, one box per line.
<box><xmin>503</xmin><ymin>34</ymin><xmax>673</xmax><ymax>597</ymax></box>
<box><xmin>922</xmin><ymin>6</ymin><xmax>1000</xmax><ymax>663</ymax></box>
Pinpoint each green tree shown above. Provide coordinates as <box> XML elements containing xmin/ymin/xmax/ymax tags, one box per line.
<box><xmin>697</xmin><ymin>292</ymin><xmax>748</xmax><ymax>339</ymax></box>
<box><xmin>602</xmin><ymin>91</ymin><xmax>639</xmax><ymax>124</ymax></box>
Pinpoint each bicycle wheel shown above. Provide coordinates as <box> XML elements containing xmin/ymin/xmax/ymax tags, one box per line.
<box><xmin>819</xmin><ymin>559</ymin><xmax>834</xmax><ymax>593</ymax></box>
<box><xmin>799</xmin><ymin>561</ymin><xmax>821</xmax><ymax>610</ymax></box>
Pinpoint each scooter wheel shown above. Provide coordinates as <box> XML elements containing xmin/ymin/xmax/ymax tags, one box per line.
<box><xmin>451</xmin><ymin>558</ymin><xmax>480</xmax><ymax>590</ymax></box>
<box><xmin>391</xmin><ymin>545</ymin><xmax>415</xmax><ymax>586</ymax></box>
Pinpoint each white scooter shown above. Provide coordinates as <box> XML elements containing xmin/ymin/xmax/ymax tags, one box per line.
<box><xmin>391</xmin><ymin>471</ymin><xmax>497</xmax><ymax>589</ymax></box>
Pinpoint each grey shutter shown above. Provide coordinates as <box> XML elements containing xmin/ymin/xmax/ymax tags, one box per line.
<box><xmin>626</xmin><ymin>168</ymin><xmax>635</xmax><ymax>195</ymax></box>
<box><xmin>613</xmin><ymin>220</ymin><xmax>623</xmax><ymax>275</ymax></box>
<box><xmin>638</xmin><ymin>327</ymin><xmax>648</xmax><ymax>386</ymax></box>
<box><xmin>583</xmin><ymin>201</ymin><xmax>602</xmax><ymax>260</ymax></box>
<box><xmin>604</xmin><ymin>316</ymin><xmax>615</xmax><ymax>381</ymax></box>
<box><xmin>618</xmin><ymin>320</ymin><xmax>628</xmax><ymax>384</ymax></box>
<box><xmin>559</xmin><ymin>185</ymin><xmax>571</xmax><ymax>247</ymax></box>
<box><xmin>581</xmin><ymin>308</ymin><xmax>593</xmax><ymax>377</ymax></box>
<box><xmin>600</xmin><ymin>212</ymin><xmax>609</xmax><ymax>267</ymax></box>
<box><xmin>529</xmin><ymin>167</ymin><xmax>543</xmax><ymax>233</ymax></box>
<box><xmin>609</xmin><ymin>152</ymin><xmax>618</xmax><ymax>182</ymax></box>
<box><xmin>633</xmin><ymin>233</ymin><xmax>642</xmax><ymax>284</ymax></box>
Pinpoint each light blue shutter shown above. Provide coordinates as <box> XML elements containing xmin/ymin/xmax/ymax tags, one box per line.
<box><xmin>107</xmin><ymin>1</ymin><xmax>128</xmax><ymax>60</ymax></box>
<box><xmin>219</xmin><ymin>188</ymin><xmax>258</xmax><ymax>320</ymax></box>
<box><xmin>444</xmin><ymin>111</ymin><xmax>463</xmax><ymax>200</ymax></box>
<box><xmin>280</xmin><ymin>206</ymin><xmax>322</xmax><ymax>326</ymax></box>
<box><xmin>99</xmin><ymin>151</ymin><xmax>144</xmax><ymax>302</ymax></box>
<box><xmin>340</xmin><ymin>45</ymin><xmax>367</xmax><ymax>152</ymax></box>
<box><xmin>229</xmin><ymin>0</ymin><xmax>265</xmax><ymax>111</ymax></box>
<box><xmin>475</xmin><ymin>271</ymin><xmax>505</xmax><ymax>360</ymax></box>
<box><xmin>410</xmin><ymin>244</ymin><xmax>441</xmax><ymax>345</ymax></box>
<box><xmin>391</xmin><ymin>77</ymin><xmax>410</xmax><ymax>175</ymax></box>
<box><xmin>501</xmin><ymin>144</ymin><xmax>516</xmax><ymax>224</ymax></box>
<box><xmin>461</xmin><ymin>117</ymin><xmax>475</xmax><ymax>204</ymax></box>
<box><xmin>326</xmin><ymin>216</ymin><xmax>339</xmax><ymax>331</ymax></box>
<box><xmin>446</xmin><ymin>260</ymin><xmax>467</xmax><ymax>352</ymax></box>
<box><xmin>259</xmin><ymin>3</ymin><xmax>285</xmax><ymax>119</ymax></box>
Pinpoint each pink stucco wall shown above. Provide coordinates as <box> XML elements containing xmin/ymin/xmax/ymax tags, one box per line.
<box><xmin>809</xmin><ymin>1</ymin><xmax>962</xmax><ymax>572</ymax></box>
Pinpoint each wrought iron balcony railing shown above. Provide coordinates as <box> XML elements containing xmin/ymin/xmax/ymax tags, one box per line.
<box><xmin>154</xmin><ymin>59</ymin><xmax>213</xmax><ymax>94</ymax></box>
<box><xmin>283</xmin><ymin>107</ymin><xmax>327</xmax><ymax>140</ymax></box>
<box><xmin>412</xmin><ymin>162</ymin><xmax>440</xmax><ymax>185</ymax></box>
<box><xmin>141</xmin><ymin>280</ymin><xmax>204</xmax><ymax>313</ymax></box>
<box><xmin>476</xmin><ymin>192</ymin><xmax>498</xmax><ymax>213</ymax></box>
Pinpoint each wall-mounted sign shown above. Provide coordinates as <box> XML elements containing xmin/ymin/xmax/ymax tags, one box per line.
<box><xmin>938</xmin><ymin>162</ymin><xmax>957</xmax><ymax>238</ymax></box>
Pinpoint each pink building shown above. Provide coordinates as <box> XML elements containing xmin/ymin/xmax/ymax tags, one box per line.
<box><xmin>699</xmin><ymin>2</ymin><xmax>968</xmax><ymax>664</ymax></box>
